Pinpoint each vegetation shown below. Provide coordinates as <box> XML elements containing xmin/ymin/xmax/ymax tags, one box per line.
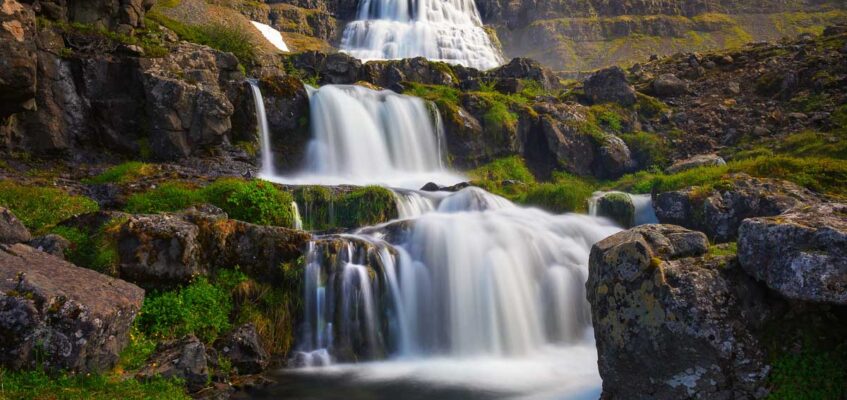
<box><xmin>146</xmin><ymin>11</ymin><xmax>256</xmax><ymax>64</ymax></box>
<box><xmin>291</xmin><ymin>185</ymin><xmax>398</xmax><ymax>230</ymax></box>
<box><xmin>50</xmin><ymin>219</ymin><xmax>123</xmax><ymax>274</ymax></box>
<box><xmin>137</xmin><ymin>277</ymin><xmax>232</xmax><ymax>343</ymax></box>
<box><xmin>124</xmin><ymin>179</ymin><xmax>297</xmax><ymax>228</ymax></box>
<box><xmin>0</xmin><ymin>369</ymin><xmax>188</xmax><ymax>400</ymax></box>
<box><xmin>0</xmin><ymin>181</ymin><xmax>99</xmax><ymax>234</ymax></box>
<box><xmin>85</xmin><ymin>162</ymin><xmax>155</xmax><ymax>184</ymax></box>
<box><xmin>39</xmin><ymin>18</ymin><xmax>169</xmax><ymax>58</ymax></box>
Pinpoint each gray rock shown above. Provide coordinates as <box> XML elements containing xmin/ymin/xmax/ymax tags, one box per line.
<box><xmin>652</xmin><ymin>73</ymin><xmax>689</xmax><ymax>98</ymax></box>
<box><xmin>665</xmin><ymin>153</ymin><xmax>726</xmax><ymax>174</ymax></box>
<box><xmin>0</xmin><ymin>0</ymin><xmax>37</xmax><ymax>118</ymax></box>
<box><xmin>28</xmin><ymin>234</ymin><xmax>71</xmax><ymax>259</ymax></box>
<box><xmin>137</xmin><ymin>335</ymin><xmax>209</xmax><ymax>392</ymax></box>
<box><xmin>583</xmin><ymin>66</ymin><xmax>637</xmax><ymax>106</ymax></box>
<box><xmin>0</xmin><ymin>207</ymin><xmax>31</xmax><ymax>244</ymax></box>
<box><xmin>738</xmin><ymin>202</ymin><xmax>847</xmax><ymax>305</ymax></box>
<box><xmin>216</xmin><ymin>323</ymin><xmax>269</xmax><ymax>375</ymax></box>
<box><xmin>0</xmin><ymin>244</ymin><xmax>144</xmax><ymax>372</ymax></box>
<box><xmin>117</xmin><ymin>214</ymin><xmax>203</xmax><ymax>288</ymax></box>
<box><xmin>587</xmin><ymin>225</ymin><xmax>769</xmax><ymax>399</ymax></box>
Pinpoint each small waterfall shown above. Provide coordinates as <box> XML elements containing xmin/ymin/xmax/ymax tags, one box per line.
<box><xmin>251</xmin><ymin>21</ymin><xmax>290</xmax><ymax>52</ymax></box>
<box><xmin>339</xmin><ymin>0</ymin><xmax>503</xmax><ymax>70</ymax></box>
<box><xmin>291</xmin><ymin>201</ymin><xmax>304</xmax><ymax>230</ymax></box>
<box><xmin>248</xmin><ymin>79</ymin><xmax>274</xmax><ymax>176</ymax></box>
<box><xmin>589</xmin><ymin>191</ymin><xmax>659</xmax><ymax>226</ymax></box>
<box><xmin>293</xmin><ymin>188</ymin><xmax>621</xmax><ymax>366</ymax></box>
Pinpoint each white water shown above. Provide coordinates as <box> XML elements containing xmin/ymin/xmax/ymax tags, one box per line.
<box><xmin>251</xmin><ymin>21</ymin><xmax>290</xmax><ymax>52</ymax></box>
<box><xmin>263</xmin><ymin>84</ymin><xmax>465</xmax><ymax>189</ymax></box>
<box><xmin>248</xmin><ymin>79</ymin><xmax>275</xmax><ymax>176</ymax></box>
<box><xmin>589</xmin><ymin>191</ymin><xmax>658</xmax><ymax>227</ymax></box>
<box><xmin>291</xmin><ymin>201</ymin><xmax>304</xmax><ymax>230</ymax></box>
<box><xmin>339</xmin><ymin>0</ymin><xmax>503</xmax><ymax>70</ymax></box>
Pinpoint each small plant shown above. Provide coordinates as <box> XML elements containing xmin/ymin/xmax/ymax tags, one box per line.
<box><xmin>219</xmin><ymin>180</ymin><xmax>295</xmax><ymax>227</ymax></box>
<box><xmin>137</xmin><ymin>277</ymin><xmax>232</xmax><ymax>343</ymax></box>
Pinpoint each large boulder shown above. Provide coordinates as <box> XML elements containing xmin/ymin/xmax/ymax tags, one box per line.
<box><xmin>137</xmin><ymin>335</ymin><xmax>209</xmax><ymax>392</ymax></box>
<box><xmin>665</xmin><ymin>154</ymin><xmax>726</xmax><ymax>174</ymax></box>
<box><xmin>651</xmin><ymin>73</ymin><xmax>690</xmax><ymax>98</ymax></box>
<box><xmin>487</xmin><ymin>58</ymin><xmax>559</xmax><ymax>91</ymax></box>
<box><xmin>0</xmin><ymin>0</ymin><xmax>37</xmax><ymax>118</ymax></box>
<box><xmin>0</xmin><ymin>207</ymin><xmax>31</xmax><ymax>244</ymax></box>
<box><xmin>216</xmin><ymin>323</ymin><xmax>269</xmax><ymax>375</ymax></box>
<box><xmin>259</xmin><ymin>75</ymin><xmax>311</xmax><ymax>171</ymax></box>
<box><xmin>738</xmin><ymin>202</ymin><xmax>847</xmax><ymax>305</ymax></box>
<box><xmin>583</xmin><ymin>66</ymin><xmax>637</xmax><ymax>106</ymax></box>
<box><xmin>587</xmin><ymin>225</ymin><xmax>770</xmax><ymax>399</ymax></box>
<box><xmin>654</xmin><ymin>174</ymin><xmax>818</xmax><ymax>243</ymax></box>
<box><xmin>0</xmin><ymin>244</ymin><xmax>144</xmax><ymax>372</ymax></box>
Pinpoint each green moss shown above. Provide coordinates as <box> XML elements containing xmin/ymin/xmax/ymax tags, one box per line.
<box><xmin>0</xmin><ymin>369</ymin><xmax>188</xmax><ymax>400</ymax></box>
<box><xmin>619</xmin><ymin>131</ymin><xmax>671</xmax><ymax>169</ymax></box>
<box><xmin>522</xmin><ymin>172</ymin><xmax>596</xmax><ymax>213</ymax></box>
<box><xmin>137</xmin><ymin>277</ymin><xmax>232</xmax><ymax>343</ymax></box>
<box><xmin>117</xmin><ymin>326</ymin><xmax>157</xmax><ymax>371</ymax></box>
<box><xmin>335</xmin><ymin>186</ymin><xmax>397</xmax><ymax>228</ymax></box>
<box><xmin>469</xmin><ymin>155</ymin><xmax>536</xmax><ymax>184</ymax></box>
<box><xmin>707</xmin><ymin>242</ymin><xmax>737</xmax><ymax>258</ymax></box>
<box><xmin>124</xmin><ymin>182</ymin><xmax>201</xmax><ymax>214</ymax></box>
<box><xmin>635</xmin><ymin>93</ymin><xmax>669</xmax><ymax>118</ymax></box>
<box><xmin>0</xmin><ymin>181</ymin><xmax>99</xmax><ymax>234</ymax></box>
<box><xmin>50</xmin><ymin>223</ymin><xmax>120</xmax><ymax>274</ymax></box>
<box><xmin>85</xmin><ymin>162</ymin><xmax>154</xmax><ymax>184</ymax></box>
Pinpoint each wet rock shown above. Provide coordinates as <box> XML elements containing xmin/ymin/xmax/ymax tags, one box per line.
<box><xmin>259</xmin><ymin>75</ymin><xmax>311</xmax><ymax>171</ymax></box>
<box><xmin>595</xmin><ymin>193</ymin><xmax>635</xmax><ymax>228</ymax></box>
<box><xmin>587</xmin><ymin>225</ymin><xmax>769</xmax><ymax>399</ymax></box>
<box><xmin>28</xmin><ymin>234</ymin><xmax>71</xmax><ymax>259</ymax></box>
<box><xmin>0</xmin><ymin>244</ymin><xmax>144</xmax><ymax>372</ymax></box>
<box><xmin>583</xmin><ymin>66</ymin><xmax>637</xmax><ymax>106</ymax></box>
<box><xmin>665</xmin><ymin>153</ymin><xmax>726</xmax><ymax>174</ymax></box>
<box><xmin>117</xmin><ymin>214</ymin><xmax>203</xmax><ymax>289</ymax></box>
<box><xmin>420</xmin><ymin>182</ymin><xmax>442</xmax><ymax>191</ymax></box>
<box><xmin>216</xmin><ymin>323</ymin><xmax>269</xmax><ymax>375</ymax></box>
<box><xmin>137</xmin><ymin>335</ymin><xmax>209</xmax><ymax>392</ymax></box>
<box><xmin>654</xmin><ymin>174</ymin><xmax>818</xmax><ymax>243</ymax></box>
<box><xmin>651</xmin><ymin>73</ymin><xmax>689</xmax><ymax>98</ymax></box>
<box><xmin>0</xmin><ymin>207</ymin><xmax>31</xmax><ymax>244</ymax></box>
<box><xmin>738</xmin><ymin>202</ymin><xmax>847</xmax><ymax>305</ymax></box>
<box><xmin>0</xmin><ymin>0</ymin><xmax>37</xmax><ymax>118</ymax></box>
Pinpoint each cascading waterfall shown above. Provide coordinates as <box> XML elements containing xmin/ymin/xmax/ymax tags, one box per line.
<box><xmin>339</xmin><ymin>0</ymin><xmax>503</xmax><ymax>70</ymax></box>
<box><xmin>248</xmin><ymin>79</ymin><xmax>275</xmax><ymax>176</ymax></box>
<box><xmin>589</xmin><ymin>191</ymin><xmax>659</xmax><ymax>226</ymax></box>
<box><xmin>265</xmin><ymin>84</ymin><xmax>464</xmax><ymax>188</ymax></box>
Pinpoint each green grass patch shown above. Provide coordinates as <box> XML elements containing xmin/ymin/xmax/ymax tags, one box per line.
<box><xmin>124</xmin><ymin>182</ymin><xmax>202</xmax><ymax>214</ymax></box>
<box><xmin>0</xmin><ymin>181</ymin><xmax>99</xmax><ymax>234</ymax></box>
<box><xmin>619</xmin><ymin>131</ymin><xmax>671</xmax><ymax>169</ymax></box>
<box><xmin>117</xmin><ymin>326</ymin><xmax>157</xmax><ymax>372</ymax></box>
<box><xmin>50</xmin><ymin>222</ymin><xmax>121</xmax><ymax>274</ymax></box>
<box><xmin>85</xmin><ymin>162</ymin><xmax>155</xmax><ymax>184</ymax></box>
<box><xmin>707</xmin><ymin>242</ymin><xmax>738</xmax><ymax>258</ymax></box>
<box><xmin>469</xmin><ymin>155</ymin><xmax>536</xmax><ymax>184</ymax></box>
<box><xmin>522</xmin><ymin>172</ymin><xmax>596</xmax><ymax>213</ymax></box>
<box><xmin>146</xmin><ymin>11</ymin><xmax>256</xmax><ymax>65</ymax></box>
<box><xmin>137</xmin><ymin>277</ymin><xmax>232</xmax><ymax>343</ymax></box>
<box><xmin>0</xmin><ymin>369</ymin><xmax>188</xmax><ymax>400</ymax></box>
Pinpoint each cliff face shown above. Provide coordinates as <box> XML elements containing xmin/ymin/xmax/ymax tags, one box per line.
<box><xmin>477</xmin><ymin>0</ymin><xmax>847</xmax><ymax>70</ymax></box>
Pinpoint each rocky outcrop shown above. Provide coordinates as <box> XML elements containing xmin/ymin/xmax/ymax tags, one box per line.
<box><xmin>28</xmin><ymin>234</ymin><xmax>71</xmax><ymax>259</ymax></box>
<box><xmin>137</xmin><ymin>335</ymin><xmax>209</xmax><ymax>392</ymax></box>
<box><xmin>583</xmin><ymin>67</ymin><xmax>637</xmax><ymax>106</ymax></box>
<box><xmin>39</xmin><ymin>0</ymin><xmax>155</xmax><ymax>31</ymax></box>
<box><xmin>116</xmin><ymin>210</ymin><xmax>310</xmax><ymax>288</ymax></box>
<box><xmin>0</xmin><ymin>0</ymin><xmax>37</xmax><ymax>119</ymax></box>
<box><xmin>654</xmin><ymin>174</ymin><xmax>819</xmax><ymax>242</ymax></box>
<box><xmin>651</xmin><ymin>74</ymin><xmax>690</xmax><ymax>98</ymax></box>
<box><xmin>738</xmin><ymin>202</ymin><xmax>847</xmax><ymax>305</ymax></box>
<box><xmin>216</xmin><ymin>323</ymin><xmax>269</xmax><ymax>375</ymax></box>
<box><xmin>0</xmin><ymin>243</ymin><xmax>144</xmax><ymax>372</ymax></box>
<box><xmin>665</xmin><ymin>154</ymin><xmax>726</xmax><ymax>174</ymax></box>
<box><xmin>258</xmin><ymin>75</ymin><xmax>311</xmax><ymax>170</ymax></box>
<box><xmin>0</xmin><ymin>207</ymin><xmax>30</xmax><ymax>244</ymax></box>
<box><xmin>594</xmin><ymin>192</ymin><xmax>635</xmax><ymax>228</ymax></box>
<box><xmin>587</xmin><ymin>224</ymin><xmax>770</xmax><ymax>399</ymax></box>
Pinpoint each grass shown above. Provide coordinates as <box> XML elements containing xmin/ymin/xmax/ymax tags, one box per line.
<box><xmin>0</xmin><ymin>369</ymin><xmax>188</xmax><ymax>400</ymax></box>
<box><xmin>0</xmin><ymin>181</ymin><xmax>99</xmax><ymax>234</ymax></box>
<box><xmin>39</xmin><ymin>18</ymin><xmax>170</xmax><ymax>58</ymax></box>
<box><xmin>85</xmin><ymin>162</ymin><xmax>155</xmax><ymax>184</ymax></box>
<box><xmin>124</xmin><ymin>182</ymin><xmax>202</xmax><ymax>214</ymax></box>
<box><xmin>146</xmin><ymin>11</ymin><xmax>256</xmax><ymax>65</ymax></box>
<box><xmin>137</xmin><ymin>277</ymin><xmax>232</xmax><ymax>343</ymax></box>
<box><xmin>49</xmin><ymin>223</ymin><xmax>120</xmax><ymax>274</ymax></box>
<box><xmin>619</xmin><ymin>131</ymin><xmax>670</xmax><ymax>169</ymax></box>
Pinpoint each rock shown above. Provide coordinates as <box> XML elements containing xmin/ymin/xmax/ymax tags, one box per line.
<box><xmin>258</xmin><ymin>75</ymin><xmax>311</xmax><ymax>171</ymax></box>
<box><xmin>442</xmin><ymin>182</ymin><xmax>471</xmax><ymax>192</ymax></box>
<box><xmin>0</xmin><ymin>207</ymin><xmax>31</xmax><ymax>244</ymax></box>
<box><xmin>28</xmin><ymin>234</ymin><xmax>71</xmax><ymax>259</ymax></box>
<box><xmin>595</xmin><ymin>193</ymin><xmax>635</xmax><ymax>228</ymax></box>
<box><xmin>0</xmin><ymin>244</ymin><xmax>144</xmax><ymax>372</ymax></box>
<box><xmin>651</xmin><ymin>73</ymin><xmax>689</xmax><ymax>98</ymax></box>
<box><xmin>738</xmin><ymin>202</ymin><xmax>847</xmax><ymax>305</ymax></box>
<box><xmin>654</xmin><ymin>174</ymin><xmax>818</xmax><ymax>243</ymax></box>
<box><xmin>0</xmin><ymin>0</ymin><xmax>37</xmax><ymax>118</ymax></box>
<box><xmin>420</xmin><ymin>182</ymin><xmax>441</xmax><ymax>191</ymax></box>
<box><xmin>587</xmin><ymin>225</ymin><xmax>769</xmax><ymax>399</ymax></box>
<box><xmin>216</xmin><ymin>323</ymin><xmax>269</xmax><ymax>375</ymax></box>
<box><xmin>583</xmin><ymin>66</ymin><xmax>637</xmax><ymax>106</ymax></box>
<box><xmin>117</xmin><ymin>214</ymin><xmax>203</xmax><ymax>289</ymax></box>
<box><xmin>594</xmin><ymin>134</ymin><xmax>636</xmax><ymax>179</ymax></box>
<box><xmin>137</xmin><ymin>335</ymin><xmax>209</xmax><ymax>392</ymax></box>
<box><xmin>488</xmin><ymin>58</ymin><xmax>559</xmax><ymax>91</ymax></box>
<box><xmin>664</xmin><ymin>153</ymin><xmax>726</xmax><ymax>174</ymax></box>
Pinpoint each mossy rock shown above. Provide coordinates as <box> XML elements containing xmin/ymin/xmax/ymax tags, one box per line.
<box><xmin>597</xmin><ymin>192</ymin><xmax>635</xmax><ymax>228</ymax></box>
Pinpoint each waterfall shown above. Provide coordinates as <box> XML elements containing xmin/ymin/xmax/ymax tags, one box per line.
<box><xmin>339</xmin><ymin>0</ymin><xmax>503</xmax><ymax>70</ymax></box>
<box><xmin>248</xmin><ymin>79</ymin><xmax>274</xmax><ymax>176</ymax></box>
<box><xmin>589</xmin><ymin>191</ymin><xmax>659</xmax><ymax>226</ymax></box>
<box><xmin>291</xmin><ymin>201</ymin><xmax>304</xmax><ymax>230</ymax></box>
<box><xmin>265</xmin><ymin>84</ymin><xmax>465</xmax><ymax>189</ymax></box>
<box><xmin>251</xmin><ymin>21</ymin><xmax>290</xmax><ymax>52</ymax></box>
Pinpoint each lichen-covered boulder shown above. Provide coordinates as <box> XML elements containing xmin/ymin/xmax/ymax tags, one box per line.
<box><xmin>665</xmin><ymin>154</ymin><xmax>726</xmax><ymax>174</ymax></box>
<box><xmin>0</xmin><ymin>207</ymin><xmax>31</xmax><ymax>244</ymax></box>
<box><xmin>583</xmin><ymin>66</ymin><xmax>637</xmax><ymax>106</ymax></box>
<box><xmin>654</xmin><ymin>174</ymin><xmax>818</xmax><ymax>243</ymax></box>
<box><xmin>216</xmin><ymin>323</ymin><xmax>269</xmax><ymax>375</ymax></box>
<box><xmin>0</xmin><ymin>0</ymin><xmax>37</xmax><ymax>118</ymax></box>
<box><xmin>137</xmin><ymin>335</ymin><xmax>209</xmax><ymax>392</ymax></box>
<box><xmin>651</xmin><ymin>73</ymin><xmax>689</xmax><ymax>98</ymax></box>
<box><xmin>595</xmin><ymin>192</ymin><xmax>635</xmax><ymax>228</ymax></box>
<box><xmin>587</xmin><ymin>225</ymin><xmax>770</xmax><ymax>399</ymax></box>
<box><xmin>738</xmin><ymin>202</ymin><xmax>847</xmax><ymax>305</ymax></box>
<box><xmin>0</xmin><ymin>244</ymin><xmax>144</xmax><ymax>372</ymax></box>
<box><xmin>117</xmin><ymin>214</ymin><xmax>203</xmax><ymax>288</ymax></box>
<box><xmin>28</xmin><ymin>234</ymin><xmax>71</xmax><ymax>259</ymax></box>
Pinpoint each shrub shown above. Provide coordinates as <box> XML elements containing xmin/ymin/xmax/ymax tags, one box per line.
<box><xmin>212</xmin><ymin>180</ymin><xmax>295</xmax><ymax>227</ymax></box>
<box><xmin>0</xmin><ymin>181</ymin><xmax>99</xmax><ymax>234</ymax></box>
<box><xmin>85</xmin><ymin>162</ymin><xmax>154</xmax><ymax>184</ymax></box>
<box><xmin>137</xmin><ymin>277</ymin><xmax>232</xmax><ymax>342</ymax></box>
<box><xmin>0</xmin><ymin>369</ymin><xmax>188</xmax><ymax>400</ymax></box>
